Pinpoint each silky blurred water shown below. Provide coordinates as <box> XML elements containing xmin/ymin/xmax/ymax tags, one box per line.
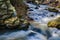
<box><xmin>0</xmin><ymin>2</ymin><xmax>60</xmax><ymax>40</ymax></box>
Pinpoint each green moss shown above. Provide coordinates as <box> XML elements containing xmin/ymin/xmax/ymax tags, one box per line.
<box><xmin>47</xmin><ymin>8</ymin><xmax>59</xmax><ymax>13</ymax></box>
<box><xmin>48</xmin><ymin>17</ymin><xmax>60</xmax><ymax>29</ymax></box>
<box><xmin>57</xmin><ymin>6</ymin><xmax>60</xmax><ymax>8</ymax></box>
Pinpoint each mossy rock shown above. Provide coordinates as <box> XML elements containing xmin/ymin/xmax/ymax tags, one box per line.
<box><xmin>0</xmin><ymin>0</ymin><xmax>30</xmax><ymax>30</ymax></box>
<box><xmin>4</xmin><ymin>17</ymin><xmax>30</xmax><ymax>30</ymax></box>
<box><xmin>48</xmin><ymin>17</ymin><xmax>60</xmax><ymax>29</ymax></box>
<box><xmin>56</xmin><ymin>6</ymin><xmax>60</xmax><ymax>8</ymax></box>
<box><xmin>17</xmin><ymin>19</ymin><xmax>30</xmax><ymax>30</ymax></box>
<box><xmin>47</xmin><ymin>8</ymin><xmax>59</xmax><ymax>13</ymax></box>
<box><xmin>4</xmin><ymin>17</ymin><xmax>19</xmax><ymax>26</ymax></box>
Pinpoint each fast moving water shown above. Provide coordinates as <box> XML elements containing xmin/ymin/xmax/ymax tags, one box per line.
<box><xmin>0</xmin><ymin>2</ymin><xmax>60</xmax><ymax>40</ymax></box>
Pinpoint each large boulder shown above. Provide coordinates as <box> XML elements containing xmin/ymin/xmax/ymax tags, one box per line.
<box><xmin>0</xmin><ymin>0</ymin><xmax>30</xmax><ymax>30</ymax></box>
<box><xmin>10</xmin><ymin>0</ymin><xmax>28</xmax><ymax>18</ymax></box>
<box><xmin>0</xmin><ymin>0</ymin><xmax>17</xmax><ymax>29</ymax></box>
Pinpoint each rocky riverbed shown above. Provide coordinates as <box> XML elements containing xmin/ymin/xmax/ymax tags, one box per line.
<box><xmin>0</xmin><ymin>2</ymin><xmax>60</xmax><ymax>40</ymax></box>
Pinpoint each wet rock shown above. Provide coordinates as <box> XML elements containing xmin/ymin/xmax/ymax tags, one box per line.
<box><xmin>18</xmin><ymin>19</ymin><xmax>30</xmax><ymax>30</ymax></box>
<box><xmin>50</xmin><ymin>14</ymin><xmax>54</xmax><ymax>17</ymax></box>
<box><xmin>26</xmin><ymin>0</ymin><xmax>32</xmax><ymax>3</ymax></box>
<box><xmin>28</xmin><ymin>32</ymin><xmax>36</xmax><ymax>36</ymax></box>
<box><xmin>47</xmin><ymin>8</ymin><xmax>59</xmax><ymax>13</ymax></box>
<box><xmin>48</xmin><ymin>17</ymin><xmax>60</xmax><ymax>29</ymax></box>
<box><xmin>35</xmin><ymin>7</ymin><xmax>39</xmax><ymax>9</ymax></box>
<box><xmin>27</xmin><ymin>16</ymin><xmax>34</xmax><ymax>21</ymax></box>
<box><xmin>28</xmin><ymin>9</ymin><xmax>33</xmax><ymax>11</ymax></box>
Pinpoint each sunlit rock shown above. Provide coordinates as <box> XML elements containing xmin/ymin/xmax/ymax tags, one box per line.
<box><xmin>0</xmin><ymin>0</ymin><xmax>17</xmax><ymax>29</ymax></box>
<box><xmin>0</xmin><ymin>0</ymin><xmax>30</xmax><ymax>30</ymax></box>
<box><xmin>57</xmin><ymin>6</ymin><xmax>60</xmax><ymax>8</ymax></box>
<box><xmin>48</xmin><ymin>17</ymin><xmax>60</xmax><ymax>29</ymax></box>
<box><xmin>4</xmin><ymin>17</ymin><xmax>20</xmax><ymax>28</ymax></box>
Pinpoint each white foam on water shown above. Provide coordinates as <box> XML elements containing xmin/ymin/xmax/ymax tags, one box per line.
<box><xmin>48</xmin><ymin>28</ymin><xmax>60</xmax><ymax>37</ymax></box>
<box><xmin>0</xmin><ymin>30</ymin><xmax>47</xmax><ymax>40</ymax></box>
<box><xmin>27</xmin><ymin>3</ymin><xmax>60</xmax><ymax>40</ymax></box>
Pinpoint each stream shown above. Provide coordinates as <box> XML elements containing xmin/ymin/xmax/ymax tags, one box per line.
<box><xmin>0</xmin><ymin>2</ymin><xmax>60</xmax><ymax>40</ymax></box>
